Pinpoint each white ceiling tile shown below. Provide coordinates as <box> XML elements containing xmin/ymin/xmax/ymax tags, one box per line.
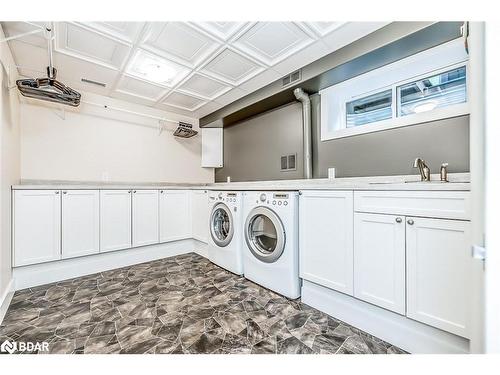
<box><xmin>1</xmin><ymin>22</ymin><xmax>47</xmax><ymax>48</ymax></box>
<box><xmin>125</xmin><ymin>49</ymin><xmax>190</xmax><ymax>88</ymax></box>
<box><xmin>154</xmin><ymin>102</ymin><xmax>196</xmax><ymax>117</ymax></box>
<box><xmin>115</xmin><ymin>76</ymin><xmax>167</xmax><ymax>101</ymax></box>
<box><xmin>272</xmin><ymin>41</ymin><xmax>330</xmax><ymax>75</ymax></box>
<box><xmin>7</xmin><ymin>40</ymin><xmax>48</xmax><ymax>76</ymax></box>
<box><xmin>193</xmin><ymin>101</ymin><xmax>222</xmax><ymax>118</ymax></box>
<box><xmin>233</xmin><ymin>22</ymin><xmax>315</xmax><ymax>66</ymax></box>
<box><xmin>161</xmin><ymin>91</ymin><xmax>207</xmax><ymax>111</ymax></box>
<box><xmin>191</xmin><ymin>22</ymin><xmax>249</xmax><ymax>41</ymax></box>
<box><xmin>142</xmin><ymin>22</ymin><xmax>221</xmax><ymax>68</ymax></box>
<box><xmin>55</xmin><ymin>22</ymin><xmax>131</xmax><ymax>70</ymax></box>
<box><xmin>302</xmin><ymin>22</ymin><xmax>346</xmax><ymax>37</ymax></box>
<box><xmin>55</xmin><ymin>52</ymin><xmax>120</xmax><ymax>96</ymax></box>
<box><xmin>201</xmin><ymin>48</ymin><xmax>264</xmax><ymax>86</ymax></box>
<box><xmin>213</xmin><ymin>88</ymin><xmax>247</xmax><ymax>107</ymax></box>
<box><xmin>177</xmin><ymin>73</ymin><xmax>231</xmax><ymax>100</ymax></box>
<box><xmin>111</xmin><ymin>91</ymin><xmax>157</xmax><ymax>106</ymax></box>
<box><xmin>77</xmin><ymin>22</ymin><xmax>145</xmax><ymax>43</ymax></box>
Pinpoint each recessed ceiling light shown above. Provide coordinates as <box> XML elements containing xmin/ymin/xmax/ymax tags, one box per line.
<box><xmin>413</xmin><ymin>101</ymin><xmax>438</xmax><ymax>113</ymax></box>
<box><xmin>126</xmin><ymin>50</ymin><xmax>189</xmax><ymax>86</ymax></box>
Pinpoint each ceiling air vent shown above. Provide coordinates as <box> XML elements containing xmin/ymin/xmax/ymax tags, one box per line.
<box><xmin>81</xmin><ymin>78</ymin><xmax>106</xmax><ymax>87</ymax></box>
<box><xmin>281</xmin><ymin>69</ymin><xmax>302</xmax><ymax>87</ymax></box>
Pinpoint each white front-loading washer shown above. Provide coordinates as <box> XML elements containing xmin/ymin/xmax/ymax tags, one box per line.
<box><xmin>207</xmin><ymin>191</ymin><xmax>244</xmax><ymax>275</ymax></box>
<box><xmin>242</xmin><ymin>191</ymin><xmax>300</xmax><ymax>299</ymax></box>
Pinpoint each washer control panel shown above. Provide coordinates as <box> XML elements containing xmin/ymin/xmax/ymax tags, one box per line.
<box><xmin>255</xmin><ymin>192</ymin><xmax>290</xmax><ymax>206</ymax></box>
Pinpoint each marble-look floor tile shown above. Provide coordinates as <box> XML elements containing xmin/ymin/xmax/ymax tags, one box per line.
<box><xmin>0</xmin><ymin>252</ymin><xmax>406</xmax><ymax>354</ymax></box>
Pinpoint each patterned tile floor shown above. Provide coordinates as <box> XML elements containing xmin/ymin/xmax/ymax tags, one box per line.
<box><xmin>0</xmin><ymin>253</ymin><xmax>405</xmax><ymax>354</ymax></box>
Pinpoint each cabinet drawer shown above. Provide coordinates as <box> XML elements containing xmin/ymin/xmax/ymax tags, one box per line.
<box><xmin>354</xmin><ymin>190</ymin><xmax>471</xmax><ymax>220</ymax></box>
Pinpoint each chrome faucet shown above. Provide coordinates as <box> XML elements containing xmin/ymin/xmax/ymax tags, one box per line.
<box><xmin>413</xmin><ymin>157</ymin><xmax>431</xmax><ymax>181</ymax></box>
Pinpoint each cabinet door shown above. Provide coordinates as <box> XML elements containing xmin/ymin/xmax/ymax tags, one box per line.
<box><xmin>132</xmin><ymin>190</ymin><xmax>159</xmax><ymax>247</ymax></box>
<box><xmin>191</xmin><ymin>190</ymin><xmax>209</xmax><ymax>242</ymax></box>
<box><xmin>13</xmin><ymin>190</ymin><xmax>61</xmax><ymax>266</ymax></box>
<box><xmin>62</xmin><ymin>190</ymin><xmax>100</xmax><ymax>259</ymax></box>
<box><xmin>354</xmin><ymin>212</ymin><xmax>406</xmax><ymax>314</ymax></box>
<box><xmin>406</xmin><ymin>217</ymin><xmax>471</xmax><ymax>338</ymax></box>
<box><xmin>299</xmin><ymin>191</ymin><xmax>354</xmax><ymax>295</ymax></box>
<box><xmin>100</xmin><ymin>190</ymin><xmax>132</xmax><ymax>252</ymax></box>
<box><xmin>159</xmin><ymin>190</ymin><xmax>191</xmax><ymax>242</ymax></box>
<box><xmin>201</xmin><ymin>128</ymin><xmax>223</xmax><ymax>168</ymax></box>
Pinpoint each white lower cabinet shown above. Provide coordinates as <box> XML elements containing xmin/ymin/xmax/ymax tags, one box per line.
<box><xmin>299</xmin><ymin>191</ymin><xmax>354</xmax><ymax>295</ymax></box>
<box><xmin>62</xmin><ymin>190</ymin><xmax>100</xmax><ymax>259</ymax></box>
<box><xmin>100</xmin><ymin>190</ymin><xmax>132</xmax><ymax>253</ymax></box>
<box><xmin>132</xmin><ymin>190</ymin><xmax>159</xmax><ymax>247</ymax></box>
<box><xmin>353</xmin><ymin>212</ymin><xmax>406</xmax><ymax>314</ymax></box>
<box><xmin>13</xmin><ymin>190</ymin><xmax>61</xmax><ymax>267</ymax></box>
<box><xmin>406</xmin><ymin>217</ymin><xmax>471</xmax><ymax>338</ymax></box>
<box><xmin>191</xmin><ymin>190</ymin><xmax>209</xmax><ymax>243</ymax></box>
<box><xmin>159</xmin><ymin>190</ymin><xmax>191</xmax><ymax>242</ymax></box>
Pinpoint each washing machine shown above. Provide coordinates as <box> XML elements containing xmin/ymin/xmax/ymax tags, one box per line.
<box><xmin>207</xmin><ymin>191</ymin><xmax>244</xmax><ymax>275</ymax></box>
<box><xmin>242</xmin><ymin>191</ymin><xmax>300</xmax><ymax>299</ymax></box>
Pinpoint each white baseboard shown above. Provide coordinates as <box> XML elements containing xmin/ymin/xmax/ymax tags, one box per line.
<box><xmin>192</xmin><ymin>239</ymin><xmax>208</xmax><ymax>258</ymax></box>
<box><xmin>13</xmin><ymin>239</ymin><xmax>198</xmax><ymax>291</ymax></box>
<box><xmin>301</xmin><ymin>280</ymin><xmax>469</xmax><ymax>354</ymax></box>
<box><xmin>0</xmin><ymin>278</ymin><xmax>14</xmax><ymax>325</ymax></box>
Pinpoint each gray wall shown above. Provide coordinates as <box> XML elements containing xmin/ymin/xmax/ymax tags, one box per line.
<box><xmin>215</xmin><ymin>96</ymin><xmax>469</xmax><ymax>182</ymax></box>
<box><xmin>215</xmin><ymin>102</ymin><xmax>304</xmax><ymax>182</ymax></box>
<box><xmin>310</xmin><ymin>94</ymin><xmax>470</xmax><ymax>178</ymax></box>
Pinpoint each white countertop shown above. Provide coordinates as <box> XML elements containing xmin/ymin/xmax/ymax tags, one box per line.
<box><xmin>12</xmin><ymin>173</ymin><xmax>471</xmax><ymax>191</ymax></box>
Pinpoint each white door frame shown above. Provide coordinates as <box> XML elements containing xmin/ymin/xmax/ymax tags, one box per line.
<box><xmin>484</xmin><ymin>21</ymin><xmax>500</xmax><ymax>353</ymax></box>
<box><xmin>468</xmin><ymin>22</ymin><xmax>486</xmax><ymax>353</ymax></box>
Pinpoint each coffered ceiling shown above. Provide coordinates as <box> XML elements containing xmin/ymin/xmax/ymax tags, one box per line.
<box><xmin>1</xmin><ymin>21</ymin><xmax>388</xmax><ymax>118</ymax></box>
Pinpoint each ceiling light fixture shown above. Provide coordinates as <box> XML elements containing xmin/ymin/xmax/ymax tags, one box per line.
<box><xmin>127</xmin><ymin>50</ymin><xmax>183</xmax><ymax>85</ymax></box>
<box><xmin>413</xmin><ymin>100</ymin><xmax>438</xmax><ymax>114</ymax></box>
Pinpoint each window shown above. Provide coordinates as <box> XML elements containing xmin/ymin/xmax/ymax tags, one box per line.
<box><xmin>346</xmin><ymin>89</ymin><xmax>392</xmax><ymax>127</ymax></box>
<box><xmin>398</xmin><ymin>66</ymin><xmax>467</xmax><ymax>116</ymax></box>
<box><xmin>320</xmin><ymin>39</ymin><xmax>469</xmax><ymax>141</ymax></box>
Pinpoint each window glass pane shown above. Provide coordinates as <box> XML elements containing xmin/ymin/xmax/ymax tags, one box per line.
<box><xmin>346</xmin><ymin>89</ymin><xmax>392</xmax><ymax>127</ymax></box>
<box><xmin>398</xmin><ymin>66</ymin><xmax>466</xmax><ymax>116</ymax></box>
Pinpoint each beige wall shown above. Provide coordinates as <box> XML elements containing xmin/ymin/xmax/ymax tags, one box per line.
<box><xmin>0</xmin><ymin>27</ymin><xmax>21</xmax><ymax>306</ymax></box>
<box><xmin>20</xmin><ymin>96</ymin><xmax>214</xmax><ymax>183</ymax></box>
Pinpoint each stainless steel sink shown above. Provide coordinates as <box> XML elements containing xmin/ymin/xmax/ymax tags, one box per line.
<box><xmin>368</xmin><ymin>180</ymin><xmax>468</xmax><ymax>185</ymax></box>
<box><xmin>403</xmin><ymin>181</ymin><xmax>468</xmax><ymax>184</ymax></box>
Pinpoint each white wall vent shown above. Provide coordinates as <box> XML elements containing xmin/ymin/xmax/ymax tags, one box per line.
<box><xmin>280</xmin><ymin>154</ymin><xmax>297</xmax><ymax>171</ymax></box>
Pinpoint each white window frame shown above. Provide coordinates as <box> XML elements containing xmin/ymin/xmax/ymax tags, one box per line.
<box><xmin>320</xmin><ymin>38</ymin><xmax>470</xmax><ymax>141</ymax></box>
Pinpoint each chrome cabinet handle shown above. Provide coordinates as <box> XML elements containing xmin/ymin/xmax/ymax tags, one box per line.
<box><xmin>407</xmin><ymin>219</ymin><xmax>414</xmax><ymax>225</ymax></box>
<box><xmin>133</xmin><ymin>190</ymin><xmax>137</xmax><ymax>193</ymax></box>
<box><xmin>160</xmin><ymin>190</ymin><xmax>164</xmax><ymax>194</ymax></box>
<box><xmin>55</xmin><ymin>191</ymin><xmax>59</xmax><ymax>194</ymax></box>
<box><xmin>63</xmin><ymin>191</ymin><xmax>67</xmax><ymax>194</ymax></box>
<box><xmin>128</xmin><ymin>190</ymin><xmax>131</xmax><ymax>193</ymax></box>
<box><xmin>395</xmin><ymin>217</ymin><xmax>402</xmax><ymax>223</ymax></box>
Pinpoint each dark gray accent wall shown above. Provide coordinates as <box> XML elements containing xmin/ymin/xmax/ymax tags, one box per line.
<box><xmin>215</xmin><ymin>102</ymin><xmax>304</xmax><ymax>182</ymax></box>
<box><xmin>310</xmin><ymin>94</ymin><xmax>470</xmax><ymax>178</ymax></box>
<box><xmin>215</xmin><ymin>96</ymin><xmax>469</xmax><ymax>182</ymax></box>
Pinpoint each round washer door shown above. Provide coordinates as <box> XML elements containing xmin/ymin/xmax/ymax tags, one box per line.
<box><xmin>210</xmin><ymin>203</ymin><xmax>234</xmax><ymax>247</ymax></box>
<box><xmin>245</xmin><ymin>206</ymin><xmax>285</xmax><ymax>263</ymax></box>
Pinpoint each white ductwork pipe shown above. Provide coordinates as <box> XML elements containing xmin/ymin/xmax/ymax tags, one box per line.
<box><xmin>294</xmin><ymin>88</ymin><xmax>313</xmax><ymax>179</ymax></box>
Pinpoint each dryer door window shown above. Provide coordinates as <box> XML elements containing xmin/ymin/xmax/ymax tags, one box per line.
<box><xmin>210</xmin><ymin>203</ymin><xmax>234</xmax><ymax>247</ymax></box>
<box><xmin>245</xmin><ymin>207</ymin><xmax>285</xmax><ymax>263</ymax></box>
